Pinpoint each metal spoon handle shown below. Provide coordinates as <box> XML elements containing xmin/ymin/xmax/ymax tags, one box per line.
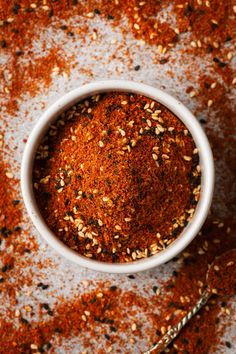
<box><xmin>144</xmin><ymin>289</ymin><xmax>211</xmax><ymax>354</ymax></box>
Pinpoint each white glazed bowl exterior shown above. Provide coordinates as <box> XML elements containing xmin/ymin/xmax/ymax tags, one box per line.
<box><xmin>21</xmin><ymin>80</ymin><xmax>214</xmax><ymax>273</ymax></box>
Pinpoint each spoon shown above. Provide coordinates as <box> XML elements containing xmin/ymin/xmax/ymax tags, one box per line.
<box><xmin>144</xmin><ymin>249</ymin><xmax>236</xmax><ymax>354</ymax></box>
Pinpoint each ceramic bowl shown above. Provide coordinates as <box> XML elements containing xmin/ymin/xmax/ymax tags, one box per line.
<box><xmin>21</xmin><ymin>80</ymin><xmax>214</xmax><ymax>273</ymax></box>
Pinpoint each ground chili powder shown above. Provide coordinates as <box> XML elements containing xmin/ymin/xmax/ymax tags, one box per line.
<box><xmin>208</xmin><ymin>249</ymin><xmax>236</xmax><ymax>297</ymax></box>
<box><xmin>33</xmin><ymin>92</ymin><xmax>200</xmax><ymax>262</ymax></box>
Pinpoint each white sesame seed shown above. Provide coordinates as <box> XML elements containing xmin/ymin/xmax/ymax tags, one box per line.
<box><xmin>183</xmin><ymin>156</ymin><xmax>192</xmax><ymax>161</ymax></box>
<box><xmin>190</xmin><ymin>41</ymin><xmax>197</xmax><ymax>48</ymax></box>
<box><xmin>213</xmin><ymin>265</ymin><xmax>220</xmax><ymax>271</ymax></box>
<box><xmin>134</xmin><ymin>23</ymin><xmax>140</xmax><ymax>30</ymax></box>
<box><xmin>98</xmin><ymin>219</ymin><xmax>103</xmax><ymax>226</ymax></box>
<box><xmin>86</xmin><ymin>12</ymin><xmax>94</xmax><ymax>18</ymax></box>
<box><xmin>99</xmin><ymin>140</ymin><xmax>104</xmax><ymax>147</ymax></box>
<box><xmin>131</xmin><ymin>323</ymin><xmax>137</xmax><ymax>331</ymax></box>
<box><xmin>6</xmin><ymin>172</ymin><xmax>14</xmax><ymax>179</ymax></box>
<box><xmin>96</xmin><ymin>292</ymin><xmax>103</xmax><ymax>298</ymax></box>
<box><xmin>152</xmin><ymin>153</ymin><xmax>158</xmax><ymax>161</ymax></box>
<box><xmin>207</xmin><ymin>99</ymin><xmax>213</xmax><ymax>107</ymax></box>
<box><xmin>189</xmin><ymin>90</ymin><xmax>196</xmax><ymax>97</ymax></box>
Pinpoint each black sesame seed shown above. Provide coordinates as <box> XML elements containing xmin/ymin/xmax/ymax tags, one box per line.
<box><xmin>48</xmin><ymin>9</ymin><xmax>54</xmax><ymax>18</ymax></box>
<box><xmin>0</xmin><ymin>277</ymin><xmax>4</xmax><ymax>283</ymax></box>
<box><xmin>1</xmin><ymin>40</ymin><xmax>7</xmax><ymax>48</ymax></box>
<box><xmin>60</xmin><ymin>25</ymin><xmax>68</xmax><ymax>30</ymax></box>
<box><xmin>42</xmin><ymin>303</ymin><xmax>50</xmax><ymax>310</ymax></box>
<box><xmin>225</xmin><ymin>36</ymin><xmax>232</xmax><ymax>42</ymax></box>
<box><xmin>172</xmin><ymin>270</ymin><xmax>178</xmax><ymax>277</ymax></box>
<box><xmin>107</xmin><ymin>14</ymin><xmax>114</xmax><ymax>20</ymax></box>
<box><xmin>225</xmin><ymin>341</ymin><xmax>232</xmax><ymax>348</ymax></box>
<box><xmin>94</xmin><ymin>8</ymin><xmax>101</xmax><ymax>15</ymax></box>
<box><xmin>37</xmin><ymin>282</ymin><xmax>49</xmax><ymax>290</ymax></box>
<box><xmin>20</xmin><ymin>317</ymin><xmax>29</xmax><ymax>324</ymax></box>
<box><xmin>82</xmin><ymin>192</ymin><xmax>86</xmax><ymax>199</ymax></box>
<box><xmin>72</xmin><ymin>0</ymin><xmax>78</xmax><ymax>4</ymax></box>
<box><xmin>110</xmin><ymin>326</ymin><xmax>117</xmax><ymax>332</ymax></box>
<box><xmin>89</xmin><ymin>194</ymin><xmax>94</xmax><ymax>200</ymax></box>
<box><xmin>12</xmin><ymin>3</ymin><xmax>21</xmax><ymax>14</ymax></box>
<box><xmin>134</xmin><ymin>65</ymin><xmax>141</xmax><ymax>71</ymax></box>
<box><xmin>160</xmin><ymin>58</ymin><xmax>168</xmax><ymax>64</ymax></box>
<box><xmin>14</xmin><ymin>226</ymin><xmax>21</xmax><ymax>232</ymax></box>
<box><xmin>110</xmin><ymin>285</ymin><xmax>117</xmax><ymax>291</ymax></box>
<box><xmin>152</xmin><ymin>286</ymin><xmax>158</xmax><ymax>293</ymax></box>
<box><xmin>47</xmin><ymin>343</ymin><xmax>52</xmax><ymax>349</ymax></box>
<box><xmin>15</xmin><ymin>50</ymin><xmax>24</xmax><ymax>56</ymax></box>
<box><xmin>128</xmin><ymin>275</ymin><xmax>135</xmax><ymax>279</ymax></box>
<box><xmin>2</xmin><ymin>264</ymin><xmax>12</xmax><ymax>272</ymax></box>
<box><xmin>104</xmin><ymin>334</ymin><xmax>110</xmax><ymax>340</ymax></box>
<box><xmin>68</xmin><ymin>32</ymin><xmax>74</xmax><ymax>37</ymax></box>
<box><xmin>12</xmin><ymin>199</ymin><xmax>20</xmax><ymax>206</ymax></box>
<box><xmin>90</xmin><ymin>297</ymin><xmax>97</xmax><ymax>304</ymax></box>
<box><xmin>156</xmin><ymin>330</ymin><xmax>161</xmax><ymax>336</ymax></box>
<box><xmin>48</xmin><ymin>310</ymin><xmax>54</xmax><ymax>316</ymax></box>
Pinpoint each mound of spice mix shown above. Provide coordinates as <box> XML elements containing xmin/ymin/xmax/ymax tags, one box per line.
<box><xmin>33</xmin><ymin>93</ymin><xmax>201</xmax><ymax>262</ymax></box>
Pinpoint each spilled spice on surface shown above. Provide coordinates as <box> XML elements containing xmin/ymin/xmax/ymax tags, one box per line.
<box><xmin>208</xmin><ymin>249</ymin><xmax>236</xmax><ymax>297</ymax></box>
<box><xmin>33</xmin><ymin>92</ymin><xmax>200</xmax><ymax>262</ymax></box>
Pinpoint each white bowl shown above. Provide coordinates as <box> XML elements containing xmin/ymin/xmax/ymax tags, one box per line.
<box><xmin>21</xmin><ymin>80</ymin><xmax>214</xmax><ymax>273</ymax></box>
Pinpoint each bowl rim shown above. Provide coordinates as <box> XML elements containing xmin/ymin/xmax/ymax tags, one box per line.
<box><xmin>21</xmin><ymin>80</ymin><xmax>214</xmax><ymax>273</ymax></box>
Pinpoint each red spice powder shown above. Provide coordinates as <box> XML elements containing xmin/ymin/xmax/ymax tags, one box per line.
<box><xmin>33</xmin><ymin>92</ymin><xmax>200</xmax><ymax>262</ymax></box>
<box><xmin>208</xmin><ymin>249</ymin><xmax>236</xmax><ymax>297</ymax></box>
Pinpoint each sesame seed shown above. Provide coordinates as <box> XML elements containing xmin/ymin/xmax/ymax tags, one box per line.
<box><xmin>96</xmin><ymin>292</ymin><xmax>103</xmax><ymax>298</ymax></box>
<box><xmin>134</xmin><ymin>23</ymin><xmax>140</xmax><ymax>30</ymax></box>
<box><xmin>161</xmin><ymin>326</ymin><xmax>166</xmax><ymax>335</ymax></box>
<box><xmin>121</xmin><ymin>100</ymin><xmax>128</xmax><ymax>105</ymax></box>
<box><xmin>6</xmin><ymin>172</ymin><xmax>14</xmax><ymax>179</ymax></box>
<box><xmin>207</xmin><ymin>99</ymin><xmax>213</xmax><ymax>107</ymax></box>
<box><xmin>99</xmin><ymin>140</ymin><xmax>104</xmax><ymax>147</ymax></box>
<box><xmin>30</xmin><ymin>344</ymin><xmax>38</xmax><ymax>350</ymax></box>
<box><xmin>183</xmin><ymin>156</ymin><xmax>192</xmax><ymax>161</ymax></box>
<box><xmin>86</xmin><ymin>12</ymin><xmax>94</xmax><ymax>18</ymax></box>
<box><xmin>131</xmin><ymin>323</ymin><xmax>137</xmax><ymax>331</ymax></box>
<box><xmin>190</xmin><ymin>41</ymin><xmax>197</xmax><ymax>48</ymax></box>
<box><xmin>81</xmin><ymin>315</ymin><xmax>87</xmax><ymax>321</ymax></box>
<box><xmin>152</xmin><ymin>153</ymin><xmax>158</xmax><ymax>161</ymax></box>
<box><xmin>189</xmin><ymin>90</ymin><xmax>196</xmax><ymax>97</ymax></box>
<box><xmin>213</xmin><ymin>265</ymin><xmax>220</xmax><ymax>271</ymax></box>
